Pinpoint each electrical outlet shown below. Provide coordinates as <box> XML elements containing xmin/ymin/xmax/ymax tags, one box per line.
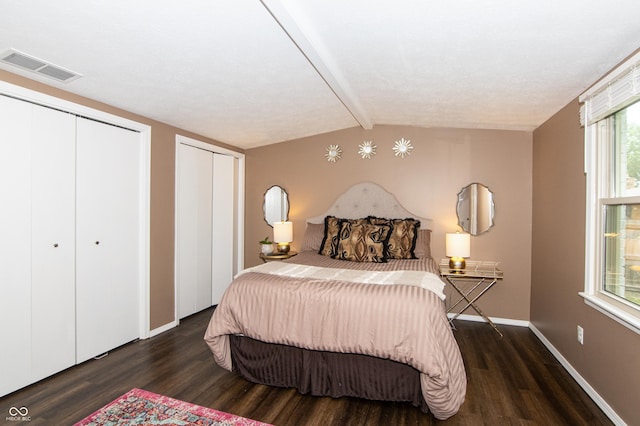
<box><xmin>577</xmin><ymin>325</ymin><xmax>584</xmax><ymax>345</ymax></box>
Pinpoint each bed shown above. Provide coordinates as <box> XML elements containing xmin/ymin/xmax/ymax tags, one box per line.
<box><xmin>204</xmin><ymin>182</ymin><xmax>466</xmax><ymax>420</ymax></box>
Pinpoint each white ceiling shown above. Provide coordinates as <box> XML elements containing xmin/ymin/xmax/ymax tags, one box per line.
<box><xmin>1</xmin><ymin>0</ymin><xmax>639</xmax><ymax>149</ymax></box>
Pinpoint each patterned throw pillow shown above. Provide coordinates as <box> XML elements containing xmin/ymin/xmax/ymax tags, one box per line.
<box><xmin>333</xmin><ymin>220</ymin><xmax>391</xmax><ymax>263</ymax></box>
<box><xmin>318</xmin><ymin>216</ymin><xmax>342</xmax><ymax>257</ymax></box>
<box><xmin>367</xmin><ymin>216</ymin><xmax>421</xmax><ymax>259</ymax></box>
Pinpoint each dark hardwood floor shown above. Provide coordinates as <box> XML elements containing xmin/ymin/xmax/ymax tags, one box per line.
<box><xmin>1</xmin><ymin>307</ymin><xmax>612</xmax><ymax>425</ymax></box>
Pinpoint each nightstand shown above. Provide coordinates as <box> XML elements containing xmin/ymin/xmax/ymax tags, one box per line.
<box><xmin>259</xmin><ymin>251</ymin><xmax>297</xmax><ymax>263</ymax></box>
<box><xmin>439</xmin><ymin>259</ymin><xmax>504</xmax><ymax>337</ymax></box>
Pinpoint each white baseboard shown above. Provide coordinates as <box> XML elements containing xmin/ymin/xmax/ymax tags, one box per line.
<box><xmin>148</xmin><ymin>320</ymin><xmax>178</xmax><ymax>338</ymax></box>
<box><xmin>528</xmin><ymin>324</ymin><xmax>626</xmax><ymax>426</ymax></box>
<box><xmin>447</xmin><ymin>312</ymin><xmax>530</xmax><ymax>328</ymax></box>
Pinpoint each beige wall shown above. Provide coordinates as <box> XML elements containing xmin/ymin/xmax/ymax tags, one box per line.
<box><xmin>532</xmin><ymin>98</ymin><xmax>640</xmax><ymax>424</ymax></box>
<box><xmin>246</xmin><ymin>125</ymin><xmax>533</xmax><ymax>321</ymax></box>
<box><xmin>0</xmin><ymin>70</ymin><xmax>243</xmax><ymax>330</ymax></box>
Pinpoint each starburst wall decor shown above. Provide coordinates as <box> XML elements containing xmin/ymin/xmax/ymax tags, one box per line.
<box><xmin>358</xmin><ymin>140</ymin><xmax>376</xmax><ymax>159</ymax></box>
<box><xmin>325</xmin><ymin>144</ymin><xmax>342</xmax><ymax>162</ymax></box>
<box><xmin>324</xmin><ymin>139</ymin><xmax>414</xmax><ymax>161</ymax></box>
<box><xmin>392</xmin><ymin>138</ymin><xmax>413</xmax><ymax>158</ymax></box>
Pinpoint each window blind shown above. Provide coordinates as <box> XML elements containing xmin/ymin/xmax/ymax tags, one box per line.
<box><xmin>579</xmin><ymin>50</ymin><xmax>640</xmax><ymax>126</ymax></box>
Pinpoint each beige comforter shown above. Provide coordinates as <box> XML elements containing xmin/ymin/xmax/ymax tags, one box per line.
<box><xmin>204</xmin><ymin>252</ymin><xmax>466</xmax><ymax>420</ymax></box>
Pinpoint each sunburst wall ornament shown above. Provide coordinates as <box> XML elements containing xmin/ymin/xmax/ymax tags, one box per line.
<box><xmin>358</xmin><ymin>141</ymin><xmax>377</xmax><ymax>159</ymax></box>
<box><xmin>325</xmin><ymin>144</ymin><xmax>342</xmax><ymax>162</ymax></box>
<box><xmin>393</xmin><ymin>138</ymin><xmax>413</xmax><ymax>158</ymax></box>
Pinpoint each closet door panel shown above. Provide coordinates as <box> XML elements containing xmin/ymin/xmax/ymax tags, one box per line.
<box><xmin>177</xmin><ymin>145</ymin><xmax>197</xmax><ymax>318</ymax></box>
<box><xmin>211</xmin><ymin>153</ymin><xmax>235</xmax><ymax>305</ymax></box>
<box><xmin>0</xmin><ymin>96</ymin><xmax>33</xmax><ymax>395</ymax></box>
<box><xmin>177</xmin><ymin>144</ymin><xmax>213</xmax><ymax>318</ymax></box>
<box><xmin>75</xmin><ymin>117</ymin><xmax>141</xmax><ymax>363</ymax></box>
<box><xmin>30</xmin><ymin>105</ymin><xmax>76</xmax><ymax>380</ymax></box>
<box><xmin>194</xmin><ymin>152</ymin><xmax>213</xmax><ymax>313</ymax></box>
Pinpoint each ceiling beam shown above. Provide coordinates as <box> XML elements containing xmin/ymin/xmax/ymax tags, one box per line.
<box><xmin>260</xmin><ymin>0</ymin><xmax>373</xmax><ymax>129</ymax></box>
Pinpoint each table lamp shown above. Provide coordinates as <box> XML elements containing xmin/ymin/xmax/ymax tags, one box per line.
<box><xmin>273</xmin><ymin>221</ymin><xmax>293</xmax><ymax>254</ymax></box>
<box><xmin>446</xmin><ymin>232</ymin><xmax>470</xmax><ymax>272</ymax></box>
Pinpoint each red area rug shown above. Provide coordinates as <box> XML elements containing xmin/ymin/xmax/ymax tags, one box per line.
<box><xmin>74</xmin><ymin>388</ymin><xmax>271</xmax><ymax>425</ymax></box>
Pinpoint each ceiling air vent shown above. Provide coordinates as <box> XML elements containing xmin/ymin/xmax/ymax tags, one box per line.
<box><xmin>0</xmin><ymin>48</ymin><xmax>82</xmax><ymax>83</ymax></box>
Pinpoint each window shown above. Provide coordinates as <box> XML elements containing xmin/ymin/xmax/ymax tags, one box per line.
<box><xmin>602</xmin><ymin>104</ymin><xmax>640</xmax><ymax>307</ymax></box>
<box><xmin>581</xmin><ymin>51</ymin><xmax>640</xmax><ymax>334</ymax></box>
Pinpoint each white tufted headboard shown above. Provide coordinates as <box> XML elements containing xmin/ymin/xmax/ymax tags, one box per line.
<box><xmin>307</xmin><ymin>182</ymin><xmax>433</xmax><ymax>229</ymax></box>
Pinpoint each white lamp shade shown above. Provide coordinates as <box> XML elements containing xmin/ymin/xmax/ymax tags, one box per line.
<box><xmin>273</xmin><ymin>221</ymin><xmax>293</xmax><ymax>243</ymax></box>
<box><xmin>446</xmin><ymin>232</ymin><xmax>470</xmax><ymax>258</ymax></box>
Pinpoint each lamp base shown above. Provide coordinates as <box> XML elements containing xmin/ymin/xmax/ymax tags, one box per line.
<box><xmin>276</xmin><ymin>243</ymin><xmax>290</xmax><ymax>254</ymax></box>
<box><xmin>449</xmin><ymin>257</ymin><xmax>466</xmax><ymax>272</ymax></box>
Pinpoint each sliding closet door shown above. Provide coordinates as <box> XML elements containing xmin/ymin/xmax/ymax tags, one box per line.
<box><xmin>30</xmin><ymin>105</ymin><xmax>76</xmax><ymax>380</ymax></box>
<box><xmin>177</xmin><ymin>144</ymin><xmax>213</xmax><ymax>319</ymax></box>
<box><xmin>211</xmin><ymin>153</ymin><xmax>235</xmax><ymax>305</ymax></box>
<box><xmin>75</xmin><ymin>117</ymin><xmax>141</xmax><ymax>363</ymax></box>
<box><xmin>0</xmin><ymin>96</ymin><xmax>33</xmax><ymax>395</ymax></box>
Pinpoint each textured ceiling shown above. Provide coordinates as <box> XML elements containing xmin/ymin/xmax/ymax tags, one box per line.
<box><xmin>1</xmin><ymin>0</ymin><xmax>639</xmax><ymax>149</ymax></box>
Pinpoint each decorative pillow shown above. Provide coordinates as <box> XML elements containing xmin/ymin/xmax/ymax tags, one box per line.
<box><xmin>318</xmin><ymin>216</ymin><xmax>342</xmax><ymax>257</ymax></box>
<box><xmin>367</xmin><ymin>216</ymin><xmax>421</xmax><ymax>259</ymax></box>
<box><xmin>413</xmin><ymin>228</ymin><xmax>432</xmax><ymax>259</ymax></box>
<box><xmin>301</xmin><ymin>222</ymin><xmax>325</xmax><ymax>252</ymax></box>
<box><xmin>333</xmin><ymin>221</ymin><xmax>391</xmax><ymax>263</ymax></box>
<box><xmin>338</xmin><ymin>217</ymin><xmax>369</xmax><ymax>227</ymax></box>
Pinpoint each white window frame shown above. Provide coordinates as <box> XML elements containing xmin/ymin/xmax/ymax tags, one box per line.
<box><xmin>580</xmin><ymin>50</ymin><xmax>640</xmax><ymax>335</ymax></box>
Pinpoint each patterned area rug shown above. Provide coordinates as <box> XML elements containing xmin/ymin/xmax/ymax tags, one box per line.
<box><xmin>74</xmin><ymin>388</ymin><xmax>271</xmax><ymax>425</ymax></box>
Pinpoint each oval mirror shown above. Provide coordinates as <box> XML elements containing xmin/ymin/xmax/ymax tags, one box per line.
<box><xmin>456</xmin><ymin>183</ymin><xmax>495</xmax><ymax>235</ymax></box>
<box><xmin>263</xmin><ymin>185</ymin><xmax>289</xmax><ymax>227</ymax></box>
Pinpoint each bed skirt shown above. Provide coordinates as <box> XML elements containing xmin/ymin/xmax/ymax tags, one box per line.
<box><xmin>229</xmin><ymin>335</ymin><xmax>429</xmax><ymax>413</ymax></box>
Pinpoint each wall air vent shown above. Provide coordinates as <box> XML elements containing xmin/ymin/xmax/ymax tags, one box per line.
<box><xmin>0</xmin><ymin>48</ymin><xmax>82</xmax><ymax>83</ymax></box>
